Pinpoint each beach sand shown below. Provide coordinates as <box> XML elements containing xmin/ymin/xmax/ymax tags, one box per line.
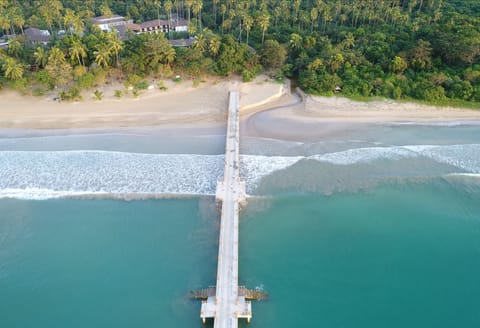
<box><xmin>241</xmin><ymin>90</ymin><xmax>480</xmax><ymax>141</ymax></box>
<box><xmin>1</xmin><ymin>76</ymin><xmax>479</xmax><ymax>133</ymax></box>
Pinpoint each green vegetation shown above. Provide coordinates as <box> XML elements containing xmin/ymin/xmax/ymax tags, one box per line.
<box><xmin>0</xmin><ymin>0</ymin><xmax>479</xmax><ymax>105</ymax></box>
<box><xmin>93</xmin><ymin>89</ymin><xmax>103</xmax><ymax>100</ymax></box>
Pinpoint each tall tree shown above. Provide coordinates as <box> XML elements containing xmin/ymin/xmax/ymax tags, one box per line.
<box><xmin>2</xmin><ymin>56</ymin><xmax>24</xmax><ymax>80</ymax></box>
<box><xmin>34</xmin><ymin>46</ymin><xmax>49</xmax><ymax>68</ymax></box>
<box><xmin>69</xmin><ymin>40</ymin><xmax>87</xmax><ymax>67</ymax></box>
<box><xmin>258</xmin><ymin>12</ymin><xmax>270</xmax><ymax>44</ymax></box>
<box><xmin>93</xmin><ymin>43</ymin><xmax>112</xmax><ymax>68</ymax></box>
<box><xmin>107</xmin><ymin>32</ymin><xmax>123</xmax><ymax>67</ymax></box>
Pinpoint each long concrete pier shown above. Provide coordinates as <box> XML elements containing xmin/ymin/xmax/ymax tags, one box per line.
<box><xmin>200</xmin><ymin>91</ymin><xmax>250</xmax><ymax>327</ymax></box>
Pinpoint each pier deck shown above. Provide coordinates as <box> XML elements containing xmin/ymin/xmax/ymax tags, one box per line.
<box><xmin>200</xmin><ymin>91</ymin><xmax>250</xmax><ymax>327</ymax></box>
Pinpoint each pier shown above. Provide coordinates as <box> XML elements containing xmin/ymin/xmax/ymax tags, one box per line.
<box><xmin>198</xmin><ymin>91</ymin><xmax>252</xmax><ymax>327</ymax></box>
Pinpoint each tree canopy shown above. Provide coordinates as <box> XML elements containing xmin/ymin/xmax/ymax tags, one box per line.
<box><xmin>0</xmin><ymin>0</ymin><xmax>478</xmax><ymax>104</ymax></box>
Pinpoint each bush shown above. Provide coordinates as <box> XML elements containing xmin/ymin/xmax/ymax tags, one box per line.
<box><xmin>93</xmin><ymin>89</ymin><xmax>103</xmax><ymax>100</ymax></box>
<box><xmin>60</xmin><ymin>87</ymin><xmax>82</xmax><ymax>101</ymax></box>
<box><xmin>134</xmin><ymin>81</ymin><xmax>149</xmax><ymax>90</ymax></box>
<box><xmin>8</xmin><ymin>78</ymin><xmax>28</xmax><ymax>93</ymax></box>
<box><xmin>32</xmin><ymin>87</ymin><xmax>48</xmax><ymax>96</ymax></box>
<box><xmin>157</xmin><ymin>81</ymin><xmax>167</xmax><ymax>91</ymax></box>
<box><xmin>242</xmin><ymin>70</ymin><xmax>255</xmax><ymax>82</ymax></box>
<box><xmin>73</xmin><ymin>66</ymin><xmax>87</xmax><ymax>79</ymax></box>
<box><xmin>125</xmin><ymin>74</ymin><xmax>142</xmax><ymax>88</ymax></box>
<box><xmin>77</xmin><ymin>73</ymin><xmax>95</xmax><ymax>89</ymax></box>
<box><xmin>34</xmin><ymin>70</ymin><xmax>54</xmax><ymax>89</ymax></box>
<box><xmin>157</xmin><ymin>64</ymin><xmax>174</xmax><ymax>78</ymax></box>
<box><xmin>114</xmin><ymin>89</ymin><xmax>123</xmax><ymax>98</ymax></box>
<box><xmin>93</xmin><ymin>69</ymin><xmax>107</xmax><ymax>85</ymax></box>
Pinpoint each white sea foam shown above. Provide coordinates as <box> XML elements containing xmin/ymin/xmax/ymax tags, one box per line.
<box><xmin>1</xmin><ymin>144</ymin><xmax>479</xmax><ymax>199</ymax></box>
<box><xmin>310</xmin><ymin>146</ymin><xmax>419</xmax><ymax>165</ymax></box>
<box><xmin>404</xmin><ymin>144</ymin><xmax>480</xmax><ymax>172</ymax></box>
<box><xmin>0</xmin><ymin>151</ymin><xmax>224</xmax><ymax>199</ymax></box>
<box><xmin>241</xmin><ymin>155</ymin><xmax>302</xmax><ymax>190</ymax></box>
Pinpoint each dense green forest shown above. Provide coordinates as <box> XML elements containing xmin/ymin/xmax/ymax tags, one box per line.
<box><xmin>0</xmin><ymin>0</ymin><xmax>479</xmax><ymax>104</ymax></box>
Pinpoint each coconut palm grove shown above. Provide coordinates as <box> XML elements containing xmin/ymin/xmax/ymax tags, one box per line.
<box><xmin>0</xmin><ymin>0</ymin><xmax>479</xmax><ymax>104</ymax></box>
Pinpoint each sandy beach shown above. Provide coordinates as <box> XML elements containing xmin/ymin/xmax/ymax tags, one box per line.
<box><xmin>0</xmin><ymin>76</ymin><xmax>479</xmax><ymax>133</ymax></box>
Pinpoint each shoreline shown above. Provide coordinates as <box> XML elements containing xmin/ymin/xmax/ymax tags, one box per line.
<box><xmin>1</xmin><ymin>77</ymin><xmax>480</xmax><ymax>134</ymax></box>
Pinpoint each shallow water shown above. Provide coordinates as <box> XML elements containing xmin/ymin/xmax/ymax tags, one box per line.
<box><xmin>0</xmin><ymin>198</ymin><xmax>219</xmax><ymax>328</ymax></box>
<box><xmin>1</xmin><ymin>123</ymin><xmax>480</xmax><ymax>327</ymax></box>
<box><xmin>241</xmin><ymin>181</ymin><xmax>480</xmax><ymax>327</ymax></box>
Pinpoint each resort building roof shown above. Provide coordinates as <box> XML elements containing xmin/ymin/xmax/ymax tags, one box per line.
<box><xmin>91</xmin><ymin>15</ymin><xmax>127</xmax><ymax>25</ymax></box>
<box><xmin>24</xmin><ymin>27</ymin><xmax>51</xmax><ymax>44</ymax></box>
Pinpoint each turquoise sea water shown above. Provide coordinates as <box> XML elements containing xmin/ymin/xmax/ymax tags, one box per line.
<box><xmin>0</xmin><ymin>198</ymin><xmax>219</xmax><ymax>328</ymax></box>
<box><xmin>1</xmin><ymin>124</ymin><xmax>480</xmax><ymax>327</ymax></box>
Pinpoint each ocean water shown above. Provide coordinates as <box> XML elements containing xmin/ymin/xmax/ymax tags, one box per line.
<box><xmin>1</xmin><ymin>123</ymin><xmax>480</xmax><ymax>327</ymax></box>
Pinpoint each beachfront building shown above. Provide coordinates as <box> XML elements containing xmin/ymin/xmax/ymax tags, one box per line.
<box><xmin>91</xmin><ymin>15</ymin><xmax>133</xmax><ymax>32</ymax></box>
<box><xmin>139</xmin><ymin>19</ymin><xmax>188</xmax><ymax>34</ymax></box>
<box><xmin>114</xmin><ymin>23</ymin><xmax>141</xmax><ymax>41</ymax></box>
<box><xmin>24</xmin><ymin>27</ymin><xmax>51</xmax><ymax>45</ymax></box>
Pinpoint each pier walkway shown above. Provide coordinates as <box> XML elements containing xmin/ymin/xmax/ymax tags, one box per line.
<box><xmin>200</xmin><ymin>91</ymin><xmax>250</xmax><ymax>327</ymax></box>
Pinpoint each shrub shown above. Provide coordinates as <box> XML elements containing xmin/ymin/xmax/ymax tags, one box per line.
<box><xmin>114</xmin><ymin>89</ymin><xmax>123</xmax><ymax>98</ymax></box>
<box><xmin>157</xmin><ymin>81</ymin><xmax>167</xmax><ymax>91</ymax></box>
<box><xmin>60</xmin><ymin>87</ymin><xmax>82</xmax><ymax>101</ymax></box>
<box><xmin>125</xmin><ymin>74</ymin><xmax>142</xmax><ymax>88</ymax></box>
<box><xmin>34</xmin><ymin>70</ymin><xmax>54</xmax><ymax>89</ymax></box>
<box><xmin>93</xmin><ymin>89</ymin><xmax>103</xmax><ymax>100</ymax></box>
<box><xmin>8</xmin><ymin>78</ymin><xmax>28</xmax><ymax>93</ymax></box>
<box><xmin>73</xmin><ymin>66</ymin><xmax>87</xmax><ymax>79</ymax></box>
<box><xmin>134</xmin><ymin>81</ymin><xmax>149</xmax><ymax>90</ymax></box>
<box><xmin>32</xmin><ymin>87</ymin><xmax>48</xmax><ymax>96</ymax></box>
<box><xmin>242</xmin><ymin>70</ymin><xmax>255</xmax><ymax>82</ymax></box>
<box><xmin>77</xmin><ymin>73</ymin><xmax>95</xmax><ymax>89</ymax></box>
<box><xmin>93</xmin><ymin>69</ymin><xmax>107</xmax><ymax>85</ymax></box>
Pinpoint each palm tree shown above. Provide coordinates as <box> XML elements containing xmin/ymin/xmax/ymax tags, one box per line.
<box><xmin>2</xmin><ymin>57</ymin><xmax>24</xmax><ymax>80</ymax></box>
<box><xmin>10</xmin><ymin>7</ymin><xmax>25</xmax><ymax>34</ymax></box>
<box><xmin>38</xmin><ymin>0</ymin><xmax>63</xmax><ymax>33</ymax></box>
<box><xmin>244</xmin><ymin>14</ymin><xmax>253</xmax><ymax>45</ymax></box>
<box><xmin>34</xmin><ymin>46</ymin><xmax>49</xmax><ymax>68</ymax></box>
<box><xmin>48</xmin><ymin>47</ymin><xmax>67</xmax><ymax>66</ymax></box>
<box><xmin>186</xmin><ymin>0</ymin><xmax>194</xmax><ymax>25</ymax></box>
<box><xmin>69</xmin><ymin>40</ymin><xmax>87</xmax><ymax>67</ymax></box>
<box><xmin>289</xmin><ymin>33</ymin><xmax>303</xmax><ymax>52</ymax></box>
<box><xmin>163</xmin><ymin>47</ymin><xmax>176</xmax><ymax>65</ymax></box>
<box><xmin>192</xmin><ymin>0</ymin><xmax>203</xmax><ymax>30</ymax></box>
<box><xmin>193</xmin><ymin>33</ymin><xmax>207</xmax><ymax>54</ymax></box>
<box><xmin>343</xmin><ymin>33</ymin><xmax>355</xmax><ymax>49</ymax></box>
<box><xmin>7</xmin><ymin>39</ymin><xmax>21</xmax><ymax>58</ymax></box>
<box><xmin>310</xmin><ymin>7</ymin><xmax>319</xmax><ymax>32</ymax></box>
<box><xmin>307</xmin><ymin>58</ymin><xmax>324</xmax><ymax>72</ymax></box>
<box><xmin>164</xmin><ymin>0</ymin><xmax>173</xmax><ymax>38</ymax></box>
<box><xmin>107</xmin><ymin>32</ymin><xmax>123</xmax><ymax>67</ymax></box>
<box><xmin>0</xmin><ymin>12</ymin><xmax>11</xmax><ymax>35</ymax></box>
<box><xmin>143</xmin><ymin>33</ymin><xmax>175</xmax><ymax>70</ymax></box>
<box><xmin>258</xmin><ymin>12</ymin><xmax>270</xmax><ymax>44</ymax></box>
<box><xmin>93</xmin><ymin>43</ymin><xmax>112</xmax><ymax>68</ymax></box>
<box><xmin>209</xmin><ymin>36</ymin><xmax>221</xmax><ymax>58</ymax></box>
<box><xmin>64</xmin><ymin>9</ymin><xmax>82</xmax><ymax>35</ymax></box>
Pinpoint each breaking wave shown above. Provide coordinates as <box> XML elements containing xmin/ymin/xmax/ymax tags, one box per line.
<box><xmin>1</xmin><ymin>144</ymin><xmax>479</xmax><ymax>199</ymax></box>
